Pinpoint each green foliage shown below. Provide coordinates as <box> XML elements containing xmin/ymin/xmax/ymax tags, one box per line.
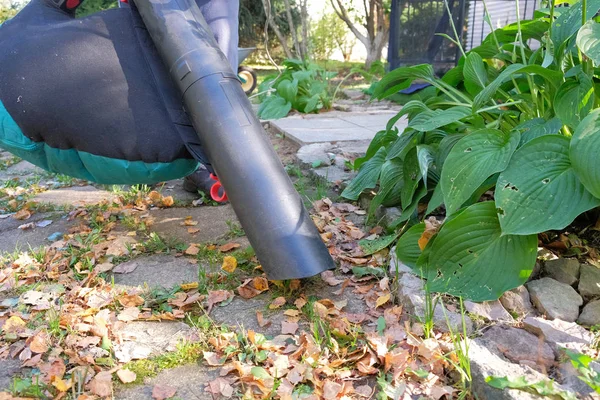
<box><xmin>0</xmin><ymin>1</ymin><xmax>20</xmax><ymax>23</ymax></box>
<box><xmin>311</xmin><ymin>12</ymin><xmax>352</xmax><ymax>60</ymax></box>
<box><xmin>486</xmin><ymin>375</ymin><xmax>578</xmax><ymax>400</ymax></box>
<box><xmin>344</xmin><ymin>0</ymin><xmax>600</xmax><ymax>301</ymax></box>
<box><xmin>75</xmin><ymin>0</ymin><xmax>117</xmax><ymax>17</ymax></box>
<box><xmin>257</xmin><ymin>59</ymin><xmax>337</xmax><ymax>119</ymax></box>
<box><xmin>566</xmin><ymin>349</ymin><xmax>600</xmax><ymax>394</ymax></box>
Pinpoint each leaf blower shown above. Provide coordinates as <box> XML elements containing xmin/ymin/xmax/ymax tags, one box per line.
<box><xmin>0</xmin><ymin>0</ymin><xmax>335</xmax><ymax>280</ymax></box>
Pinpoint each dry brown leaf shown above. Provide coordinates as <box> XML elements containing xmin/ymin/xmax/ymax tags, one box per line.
<box><xmin>106</xmin><ymin>236</ymin><xmax>137</xmax><ymax>257</ymax></box>
<box><xmin>294</xmin><ymin>298</ymin><xmax>307</xmax><ymax>309</ymax></box>
<box><xmin>256</xmin><ymin>311</ymin><xmax>271</xmax><ymax>328</ymax></box>
<box><xmin>152</xmin><ymin>384</ymin><xmax>177</xmax><ymax>400</ymax></box>
<box><xmin>116</xmin><ymin>369</ymin><xmax>137</xmax><ymax>384</ymax></box>
<box><xmin>218</xmin><ymin>242</ymin><xmax>241</xmax><ymax>252</ymax></box>
<box><xmin>237</xmin><ymin>277</ymin><xmax>269</xmax><ymax>299</ymax></box>
<box><xmin>206</xmin><ymin>378</ymin><xmax>234</xmax><ymax>398</ymax></box>
<box><xmin>94</xmin><ymin>262</ymin><xmax>114</xmax><ymax>273</ymax></box>
<box><xmin>321</xmin><ymin>271</ymin><xmax>343</xmax><ymax>286</ymax></box>
<box><xmin>281</xmin><ymin>321</ymin><xmax>299</xmax><ymax>335</ymax></box>
<box><xmin>13</xmin><ymin>209</ymin><xmax>31</xmax><ymax>220</ymax></box>
<box><xmin>221</xmin><ymin>256</ymin><xmax>237</xmax><ymax>273</ymax></box>
<box><xmin>148</xmin><ymin>191</ymin><xmax>162</xmax><ymax>202</ymax></box>
<box><xmin>87</xmin><ymin>371</ymin><xmax>113</xmax><ymax>398</ymax></box>
<box><xmin>206</xmin><ymin>290</ymin><xmax>233</xmax><ymax>313</ymax></box>
<box><xmin>269</xmin><ymin>297</ymin><xmax>286</xmax><ymax>309</ymax></box>
<box><xmin>253</xmin><ymin>276</ymin><xmax>269</xmax><ymax>291</ymax></box>
<box><xmin>29</xmin><ymin>332</ymin><xmax>48</xmax><ymax>354</ymax></box>
<box><xmin>323</xmin><ymin>381</ymin><xmax>343</xmax><ymax>400</ymax></box>
<box><xmin>3</xmin><ymin>316</ymin><xmax>26</xmax><ymax>334</ymax></box>
<box><xmin>117</xmin><ymin>307</ymin><xmax>140</xmax><ymax>322</ymax></box>
<box><xmin>187</xmin><ymin>228</ymin><xmax>200</xmax><ymax>234</ymax></box>
<box><xmin>182</xmin><ymin>216</ymin><xmax>198</xmax><ymax>226</ymax></box>
<box><xmin>161</xmin><ymin>196</ymin><xmax>175</xmax><ymax>207</ymax></box>
<box><xmin>118</xmin><ymin>294</ymin><xmax>144</xmax><ymax>307</ymax></box>
<box><xmin>203</xmin><ymin>351</ymin><xmax>226</xmax><ymax>366</ymax></box>
<box><xmin>283</xmin><ymin>309</ymin><xmax>300</xmax><ymax>317</ymax></box>
<box><xmin>185</xmin><ymin>245</ymin><xmax>200</xmax><ymax>256</ymax></box>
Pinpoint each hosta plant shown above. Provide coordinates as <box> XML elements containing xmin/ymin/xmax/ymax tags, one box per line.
<box><xmin>344</xmin><ymin>0</ymin><xmax>600</xmax><ymax>301</ymax></box>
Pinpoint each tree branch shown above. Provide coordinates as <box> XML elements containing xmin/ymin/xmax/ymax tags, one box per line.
<box><xmin>261</xmin><ymin>0</ymin><xmax>293</xmax><ymax>59</ymax></box>
<box><xmin>329</xmin><ymin>0</ymin><xmax>369</xmax><ymax>46</ymax></box>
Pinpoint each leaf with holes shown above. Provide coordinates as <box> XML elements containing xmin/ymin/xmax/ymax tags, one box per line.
<box><xmin>424</xmin><ymin>202</ymin><xmax>537</xmax><ymax>301</ymax></box>
<box><xmin>395</xmin><ymin>223</ymin><xmax>425</xmax><ymax>270</ymax></box>
<box><xmin>441</xmin><ymin>129</ymin><xmax>519</xmax><ymax>215</ymax></box>
<box><xmin>496</xmin><ymin>135</ymin><xmax>600</xmax><ymax>235</ymax></box>
<box><xmin>570</xmin><ymin>109</ymin><xmax>600</xmax><ymax>198</ymax></box>
<box><xmin>342</xmin><ymin>147</ymin><xmax>386</xmax><ymax>200</ymax></box>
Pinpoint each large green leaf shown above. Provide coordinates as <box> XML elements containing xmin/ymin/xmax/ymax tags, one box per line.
<box><xmin>496</xmin><ymin>135</ymin><xmax>600</xmax><ymax>235</ymax></box>
<box><xmin>374</xmin><ymin>64</ymin><xmax>436</xmax><ymax>99</ymax></box>
<box><xmin>441</xmin><ymin>129</ymin><xmax>520</xmax><ymax>215</ymax></box>
<box><xmin>551</xmin><ymin>0</ymin><xmax>600</xmax><ymax>58</ymax></box>
<box><xmin>463</xmin><ymin>52</ymin><xmax>488</xmax><ymax>96</ymax></box>
<box><xmin>554</xmin><ymin>75</ymin><xmax>594</xmax><ymax>129</ymax></box>
<box><xmin>386</xmin><ymin>129</ymin><xmax>421</xmax><ymax>160</ymax></box>
<box><xmin>417</xmin><ymin>145</ymin><xmax>437</xmax><ymax>187</ymax></box>
<box><xmin>424</xmin><ymin>202</ymin><xmax>537</xmax><ymax>301</ymax></box>
<box><xmin>342</xmin><ymin>147</ymin><xmax>387</xmax><ymax>200</ymax></box>
<box><xmin>276</xmin><ymin>79</ymin><xmax>298</xmax><ymax>103</ymax></box>
<box><xmin>360</xmin><ymin>233</ymin><xmax>400</xmax><ymax>256</ymax></box>
<box><xmin>353</xmin><ymin>129</ymin><xmax>398</xmax><ymax>170</ymax></box>
<box><xmin>577</xmin><ymin>20</ymin><xmax>600</xmax><ymax>66</ymax></box>
<box><xmin>368</xmin><ymin>158</ymin><xmax>404</xmax><ymax>217</ymax></box>
<box><xmin>401</xmin><ymin>148</ymin><xmax>422</xmax><ymax>208</ymax></box>
<box><xmin>395</xmin><ymin>223</ymin><xmax>425</xmax><ymax>270</ymax></box>
<box><xmin>408</xmin><ymin>107</ymin><xmax>472</xmax><ymax>132</ymax></box>
<box><xmin>257</xmin><ymin>96</ymin><xmax>292</xmax><ymax>120</ymax></box>
<box><xmin>570</xmin><ymin>109</ymin><xmax>600</xmax><ymax>198</ymax></box>
<box><xmin>515</xmin><ymin>117</ymin><xmax>562</xmax><ymax>145</ymax></box>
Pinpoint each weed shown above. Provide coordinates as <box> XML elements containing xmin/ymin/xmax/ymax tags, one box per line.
<box><xmin>224</xmin><ymin>220</ymin><xmax>245</xmax><ymax>239</ymax></box>
<box><xmin>11</xmin><ymin>376</ymin><xmax>47</xmax><ymax>398</ymax></box>
<box><xmin>440</xmin><ymin>297</ymin><xmax>472</xmax><ymax>399</ymax></box>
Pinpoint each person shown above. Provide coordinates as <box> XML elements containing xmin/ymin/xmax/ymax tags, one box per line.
<box><xmin>0</xmin><ymin>0</ymin><xmax>239</xmax><ymax>199</ymax></box>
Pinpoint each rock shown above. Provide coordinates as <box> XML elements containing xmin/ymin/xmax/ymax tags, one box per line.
<box><xmin>114</xmin><ymin>364</ymin><xmax>220</xmax><ymax>400</ymax></box>
<box><xmin>526</xmin><ymin>278</ymin><xmax>583</xmax><ymax>322</ymax></box>
<box><xmin>469</xmin><ymin>339</ymin><xmax>550</xmax><ymax>400</ymax></box>
<box><xmin>0</xmin><ymin>358</ymin><xmax>21</xmax><ymax>391</ymax></box>
<box><xmin>559</xmin><ymin>361</ymin><xmax>600</xmax><ymax>400</ymax></box>
<box><xmin>464</xmin><ymin>300</ymin><xmax>513</xmax><ymax>322</ymax></box>
<box><xmin>312</xmin><ymin>164</ymin><xmax>355</xmax><ymax>184</ymax></box>
<box><xmin>543</xmin><ymin>258</ymin><xmax>580</xmax><ymax>286</ymax></box>
<box><xmin>33</xmin><ymin>186</ymin><xmax>116</xmax><ymax>206</ymax></box>
<box><xmin>375</xmin><ymin>206</ymin><xmax>402</xmax><ymax>229</ymax></box>
<box><xmin>500</xmin><ymin>286</ymin><xmax>535</xmax><ymax>318</ymax></box>
<box><xmin>111</xmin><ymin>254</ymin><xmax>201</xmax><ymax>290</ymax></box>
<box><xmin>578</xmin><ymin>300</ymin><xmax>600</xmax><ymax>327</ymax></box>
<box><xmin>537</xmin><ymin>247</ymin><xmax>559</xmax><ymax>261</ymax></box>
<box><xmin>296</xmin><ymin>143</ymin><xmax>334</xmax><ymax>167</ymax></box>
<box><xmin>397</xmin><ymin>273</ymin><xmax>474</xmax><ymax>334</ymax></box>
<box><xmin>579</xmin><ymin>264</ymin><xmax>600</xmax><ymax>300</ymax></box>
<box><xmin>523</xmin><ymin>316</ymin><xmax>592</xmax><ymax>356</ymax></box>
<box><xmin>114</xmin><ymin>321</ymin><xmax>198</xmax><ymax>363</ymax></box>
<box><xmin>480</xmin><ymin>326</ymin><xmax>555</xmax><ymax>372</ymax></box>
<box><xmin>388</xmin><ymin>246</ymin><xmax>416</xmax><ymax>276</ymax></box>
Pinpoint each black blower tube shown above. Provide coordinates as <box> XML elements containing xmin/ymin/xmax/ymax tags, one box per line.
<box><xmin>132</xmin><ymin>0</ymin><xmax>335</xmax><ymax>280</ymax></box>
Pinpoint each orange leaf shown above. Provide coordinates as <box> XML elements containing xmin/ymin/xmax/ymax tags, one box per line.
<box><xmin>116</xmin><ymin>369</ymin><xmax>137</xmax><ymax>384</ymax></box>
<box><xmin>188</xmin><ymin>228</ymin><xmax>200</xmax><ymax>234</ymax></box>
<box><xmin>118</xmin><ymin>294</ymin><xmax>145</xmax><ymax>307</ymax></box>
<box><xmin>161</xmin><ymin>196</ymin><xmax>174</xmax><ymax>207</ymax></box>
<box><xmin>152</xmin><ymin>384</ymin><xmax>177</xmax><ymax>400</ymax></box>
<box><xmin>218</xmin><ymin>242</ymin><xmax>241</xmax><ymax>252</ymax></box>
<box><xmin>269</xmin><ymin>297</ymin><xmax>286</xmax><ymax>309</ymax></box>
<box><xmin>185</xmin><ymin>245</ymin><xmax>200</xmax><ymax>256</ymax></box>
<box><xmin>13</xmin><ymin>209</ymin><xmax>31</xmax><ymax>220</ymax></box>
<box><xmin>29</xmin><ymin>333</ymin><xmax>48</xmax><ymax>354</ymax></box>
<box><xmin>87</xmin><ymin>371</ymin><xmax>113</xmax><ymax>398</ymax></box>
<box><xmin>256</xmin><ymin>311</ymin><xmax>271</xmax><ymax>328</ymax></box>
<box><xmin>376</xmin><ymin>293</ymin><xmax>391</xmax><ymax>308</ymax></box>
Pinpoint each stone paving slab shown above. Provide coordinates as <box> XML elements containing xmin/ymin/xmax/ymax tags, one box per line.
<box><xmin>115</xmin><ymin>364</ymin><xmax>219</xmax><ymax>400</ymax></box>
<box><xmin>271</xmin><ymin>111</ymin><xmax>407</xmax><ymax>146</ymax></box>
<box><xmin>0</xmin><ymin>358</ymin><xmax>21</xmax><ymax>391</ymax></box>
<box><xmin>32</xmin><ymin>186</ymin><xmax>116</xmax><ymax>207</ymax></box>
<box><xmin>0</xmin><ymin>212</ymin><xmax>75</xmax><ymax>253</ymax></box>
<box><xmin>112</xmin><ymin>254</ymin><xmax>201</xmax><ymax>290</ymax></box>
<box><xmin>0</xmin><ymin>160</ymin><xmax>45</xmax><ymax>182</ymax></box>
<box><xmin>147</xmin><ymin>206</ymin><xmax>244</xmax><ymax>245</ymax></box>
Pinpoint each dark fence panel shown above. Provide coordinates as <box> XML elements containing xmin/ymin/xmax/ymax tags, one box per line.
<box><xmin>388</xmin><ymin>0</ymin><xmax>539</xmax><ymax>72</ymax></box>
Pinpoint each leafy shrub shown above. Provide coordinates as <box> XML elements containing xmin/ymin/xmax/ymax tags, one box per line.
<box><xmin>257</xmin><ymin>59</ymin><xmax>337</xmax><ymax>119</ymax></box>
<box><xmin>344</xmin><ymin>0</ymin><xmax>600</xmax><ymax>301</ymax></box>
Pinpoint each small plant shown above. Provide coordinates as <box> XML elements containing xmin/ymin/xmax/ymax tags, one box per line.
<box><xmin>565</xmin><ymin>349</ymin><xmax>600</xmax><ymax>394</ymax></box>
<box><xmin>441</xmin><ymin>298</ymin><xmax>472</xmax><ymax>398</ymax></box>
<box><xmin>257</xmin><ymin>59</ymin><xmax>337</xmax><ymax>119</ymax></box>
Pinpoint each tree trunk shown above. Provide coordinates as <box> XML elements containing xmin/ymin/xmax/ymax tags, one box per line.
<box><xmin>261</xmin><ymin>0</ymin><xmax>293</xmax><ymax>59</ymax></box>
<box><xmin>282</xmin><ymin>0</ymin><xmax>302</xmax><ymax>58</ymax></box>
<box><xmin>299</xmin><ymin>0</ymin><xmax>310</xmax><ymax>59</ymax></box>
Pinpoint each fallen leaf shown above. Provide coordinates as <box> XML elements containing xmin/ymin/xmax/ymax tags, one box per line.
<box><xmin>219</xmin><ymin>242</ymin><xmax>241</xmax><ymax>252</ymax></box>
<box><xmin>281</xmin><ymin>321</ymin><xmax>299</xmax><ymax>335</ymax></box>
<box><xmin>321</xmin><ymin>271</ymin><xmax>343</xmax><ymax>286</ymax></box>
<box><xmin>113</xmin><ymin>262</ymin><xmax>137</xmax><ymax>274</ymax></box>
<box><xmin>188</xmin><ymin>228</ymin><xmax>200</xmax><ymax>234</ymax></box>
<box><xmin>269</xmin><ymin>297</ymin><xmax>286</xmax><ymax>309</ymax></box>
<box><xmin>294</xmin><ymin>298</ymin><xmax>307</xmax><ymax>309</ymax></box>
<box><xmin>95</xmin><ymin>262</ymin><xmax>114</xmax><ymax>273</ymax></box>
<box><xmin>152</xmin><ymin>384</ymin><xmax>177</xmax><ymax>400</ymax></box>
<box><xmin>323</xmin><ymin>381</ymin><xmax>343</xmax><ymax>400</ymax></box>
<box><xmin>87</xmin><ymin>371</ymin><xmax>113</xmax><ymax>397</ymax></box>
<box><xmin>3</xmin><ymin>316</ymin><xmax>26</xmax><ymax>334</ymax></box>
<box><xmin>180</xmin><ymin>282</ymin><xmax>199</xmax><ymax>290</ymax></box>
<box><xmin>52</xmin><ymin>377</ymin><xmax>71</xmax><ymax>392</ymax></box>
<box><xmin>118</xmin><ymin>294</ymin><xmax>144</xmax><ymax>307</ymax></box>
<box><xmin>105</xmin><ymin>236</ymin><xmax>137</xmax><ymax>257</ymax></box>
<box><xmin>18</xmin><ymin>222</ymin><xmax>35</xmax><ymax>230</ymax></box>
<box><xmin>203</xmin><ymin>351</ymin><xmax>226</xmax><ymax>366</ymax></box>
<box><xmin>116</xmin><ymin>369</ymin><xmax>137</xmax><ymax>384</ymax></box>
<box><xmin>206</xmin><ymin>378</ymin><xmax>234</xmax><ymax>398</ymax></box>
<box><xmin>376</xmin><ymin>293</ymin><xmax>391</xmax><ymax>308</ymax></box>
<box><xmin>283</xmin><ymin>309</ymin><xmax>300</xmax><ymax>317</ymax></box>
<box><xmin>117</xmin><ymin>307</ymin><xmax>140</xmax><ymax>322</ymax></box>
<box><xmin>221</xmin><ymin>256</ymin><xmax>237</xmax><ymax>273</ymax></box>
<box><xmin>29</xmin><ymin>332</ymin><xmax>48</xmax><ymax>353</ymax></box>
<box><xmin>206</xmin><ymin>290</ymin><xmax>233</xmax><ymax>313</ymax></box>
<box><xmin>237</xmin><ymin>277</ymin><xmax>269</xmax><ymax>299</ymax></box>
<box><xmin>256</xmin><ymin>311</ymin><xmax>271</xmax><ymax>328</ymax></box>
<box><xmin>161</xmin><ymin>196</ymin><xmax>175</xmax><ymax>207</ymax></box>
<box><xmin>185</xmin><ymin>245</ymin><xmax>200</xmax><ymax>256</ymax></box>
<box><xmin>13</xmin><ymin>209</ymin><xmax>31</xmax><ymax>220</ymax></box>
<box><xmin>148</xmin><ymin>191</ymin><xmax>162</xmax><ymax>202</ymax></box>
<box><xmin>182</xmin><ymin>216</ymin><xmax>198</xmax><ymax>226</ymax></box>
<box><xmin>36</xmin><ymin>220</ymin><xmax>53</xmax><ymax>228</ymax></box>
